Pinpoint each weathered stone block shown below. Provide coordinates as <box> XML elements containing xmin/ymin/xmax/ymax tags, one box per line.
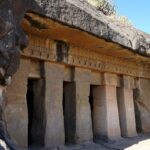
<box><xmin>92</xmin><ymin>85</ymin><xmax>121</xmax><ymax>140</ymax></box>
<box><xmin>75</xmin><ymin>82</ymin><xmax>93</xmax><ymax>143</ymax></box>
<box><xmin>44</xmin><ymin>62</ymin><xmax>65</xmax><ymax>147</ymax></box>
<box><xmin>105</xmin><ymin>85</ymin><xmax>121</xmax><ymax>140</ymax></box>
<box><xmin>73</xmin><ymin>68</ymin><xmax>91</xmax><ymax>82</ymax></box>
<box><xmin>91</xmin><ymin>72</ymin><xmax>102</xmax><ymax>85</ymax></box>
<box><xmin>5</xmin><ymin>102</ymin><xmax>28</xmax><ymax>147</ymax></box>
<box><xmin>121</xmin><ymin>76</ymin><xmax>135</xmax><ymax>89</ymax></box>
<box><xmin>117</xmin><ymin>87</ymin><xmax>137</xmax><ymax>137</ymax></box>
<box><xmin>63</xmin><ymin>66</ymin><xmax>72</xmax><ymax>82</ymax></box>
<box><xmin>102</xmin><ymin>73</ymin><xmax>118</xmax><ymax>86</ymax></box>
<box><xmin>5</xmin><ymin>58</ymin><xmax>30</xmax><ymax>148</ymax></box>
<box><xmin>134</xmin><ymin>79</ymin><xmax>150</xmax><ymax>133</ymax></box>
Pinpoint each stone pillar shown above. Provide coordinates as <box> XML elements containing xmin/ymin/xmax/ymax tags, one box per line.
<box><xmin>92</xmin><ymin>73</ymin><xmax>121</xmax><ymax>140</ymax></box>
<box><xmin>5</xmin><ymin>58</ymin><xmax>30</xmax><ymax>148</ymax></box>
<box><xmin>73</xmin><ymin>68</ymin><xmax>93</xmax><ymax>143</ymax></box>
<box><xmin>117</xmin><ymin>76</ymin><xmax>137</xmax><ymax>137</ymax></box>
<box><xmin>44</xmin><ymin>62</ymin><xmax>65</xmax><ymax>147</ymax></box>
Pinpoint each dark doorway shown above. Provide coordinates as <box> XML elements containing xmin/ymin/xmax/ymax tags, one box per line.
<box><xmin>63</xmin><ymin>82</ymin><xmax>76</xmax><ymax>145</ymax></box>
<box><xmin>89</xmin><ymin>85</ymin><xmax>94</xmax><ymax>139</ymax></box>
<box><xmin>133</xmin><ymin>88</ymin><xmax>142</xmax><ymax>133</ymax></box>
<box><xmin>89</xmin><ymin>86</ymin><xmax>94</xmax><ymax>112</ymax></box>
<box><xmin>27</xmin><ymin>78</ymin><xmax>45</xmax><ymax>147</ymax></box>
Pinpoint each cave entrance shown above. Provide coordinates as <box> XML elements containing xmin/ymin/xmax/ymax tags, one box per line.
<box><xmin>133</xmin><ymin>88</ymin><xmax>142</xmax><ymax>133</ymax></box>
<box><xmin>63</xmin><ymin>82</ymin><xmax>76</xmax><ymax>145</ymax></box>
<box><xmin>89</xmin><ymin>85</ymin><xmax>94</xmax><ymax>140</ymax></box>
<box><xmin>27</xmin><ymin>78</ymin><xmax>45</xmax><ymax>147</ymax></box>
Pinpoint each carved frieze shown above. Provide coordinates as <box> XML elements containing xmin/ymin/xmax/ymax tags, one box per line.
<box><xmin>21</xmin><ymin>35</ymin><xmax>150</xmax><ymax>79</ymax></box>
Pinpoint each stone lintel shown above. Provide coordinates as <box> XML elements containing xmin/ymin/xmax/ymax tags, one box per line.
<box><xmin>73</xmin><ymin>67</ymin><xmax>91</xmax><ymax>83</ymax></box>
<box><xmin>28</xmin><ymin>60</ymin><xmax>42</xmax><ymax>78</ymax></box>
<box><xmin>44</xmin><ymin>62</ymin><xmax>64</xmax><ymax>80</ymax></box>
<box><xmin>63</xmin><ymin>66</ymin><xmax>72</xmax><ymax>82</ymax></box>
<box><xmin>121</xmin><ymin>75</ymin><xmax>135</xmax><ymax>89</ymax></box>
<box><xmin>91</xmin><ymin>72</ymin><xmax>102</xmax><ymax>85</ymax></box>
<box><xmin>102</xmin><ymin>73</ymin><xmax>118</xmax><ymax>86</ymax></box>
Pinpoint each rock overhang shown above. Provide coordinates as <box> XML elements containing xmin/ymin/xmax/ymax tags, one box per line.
<box><xmin>23</xmin><ymin>0</ymin><xmax>150</xmax><ymax>60</ymax></box>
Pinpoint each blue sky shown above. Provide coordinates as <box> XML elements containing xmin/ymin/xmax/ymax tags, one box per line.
<box><xmin>114</xmin><ymin>0</ymin><xmax>150</xmax><ymax>34</ymax></box>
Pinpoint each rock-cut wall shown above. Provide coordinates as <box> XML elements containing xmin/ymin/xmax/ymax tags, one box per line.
<box><xmin>134</xmin><ymin>79</ymin><xmax>150</xmax><ymax>133</ymax></box>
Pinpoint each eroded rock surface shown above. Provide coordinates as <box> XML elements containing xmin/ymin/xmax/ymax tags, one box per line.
<box><xmin>0</xmin><ymin>0</ymin><xmax>29</xmax><ymax>149</ymax></box>
<box><xmin>28</xmin><ymin>0</ymin><xmax>150</xmax><ymax>57</ymax></box>
<box><xmin>0</xmin><ymin>0</ymin><xmax>28</xmax><ymax>85</ymax></box>
<box><xmin>134</xmin><ymin>79</ymin><xmax>150</xmax><ymax>133</ymax></box>
<box><xmin>0</xmin><ymin>0</ymin><xmax>150</xmax><ymax>149</ymax></box>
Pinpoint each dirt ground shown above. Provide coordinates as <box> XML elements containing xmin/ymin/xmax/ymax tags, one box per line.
<box><xmin>27</xmin><ymin>133</ymin><xmax>150</xmax><ymax>150</ymax></box>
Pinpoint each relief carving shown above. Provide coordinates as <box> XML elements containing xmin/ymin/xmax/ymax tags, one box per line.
<box><xmin>23</xmin><ymin>36</ymin><xmax>150</xmax><ymax>79</ymax></box>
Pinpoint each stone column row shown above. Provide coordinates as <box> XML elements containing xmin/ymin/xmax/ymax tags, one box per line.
<box><xmin>92</xmin><ymin>73</ymin><xmax>137</xmax><ymax>140</ymax></box>
<box><xmin>44</xmin><ymin>66</ymin><xmax>93</xmax><ymax>146</ymax></box>
<box><xmin>5</xmin><ymin>63</ymin><xmax>138</xmax><ymax>148</ymax></box>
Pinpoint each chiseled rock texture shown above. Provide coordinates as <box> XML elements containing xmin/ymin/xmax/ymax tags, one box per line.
<box><xmin>0</xmin><ymin>0</ymin><xmax>28</xmax><ymax>85</ymax></box>
<box><xmin>27</xmin><ymin>0</ymin><xmax>150</xmax><ymax>57</ymax></box>
<box><xmin>0</xmin><ymin>0</ymin><xmax>150</xmax><ymax>149</ymax></box>
<box><xmin>134</xmin><ymin>79</ymin><xmax>150</xmax><ymax>133</ymax></box>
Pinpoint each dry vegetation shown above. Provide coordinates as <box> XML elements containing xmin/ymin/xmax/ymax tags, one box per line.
<box><xmin>87</xmin><ymin>0</ymin><xmax>133</xmax><ymax>26</ymax></box>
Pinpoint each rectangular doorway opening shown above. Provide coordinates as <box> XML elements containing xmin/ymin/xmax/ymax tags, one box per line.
<box><xmin>27</xmin><ymin>78</ymin><xmax>45</xmax><ymax>147</ymax></box>
<box><xmin>133</xmin><ymin>88</ymin><xmax>142</xmax><ymax>133</ymax></box>
<box><xmin>89</xmin><ymin>85</ymin><xmax>103</xmax><ymax>141</ymax></box>
<box><xmin>89</xmin><ymin>85</ymin><xmax>94</xmax><ymax>140</ymax></box>
<box><xmin>63</xmin><ymin>82</ymin><xmax>76</xmax><ymax>145</ymax></box>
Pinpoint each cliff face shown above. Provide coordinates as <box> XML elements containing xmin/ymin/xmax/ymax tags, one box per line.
<box><xmin>0</xmin><ymin>0</ymin><xmax>28</xmax><ymax>84</ymax></box>
<box><xmin>26</xmin><ymin>0</ymin><xmax>150</xmax><ymax>57</ymax></box>
<box><xmin>0</xmin><ymin>1</ymin><xmax>150</xmax><ymax>149</ymax></box>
